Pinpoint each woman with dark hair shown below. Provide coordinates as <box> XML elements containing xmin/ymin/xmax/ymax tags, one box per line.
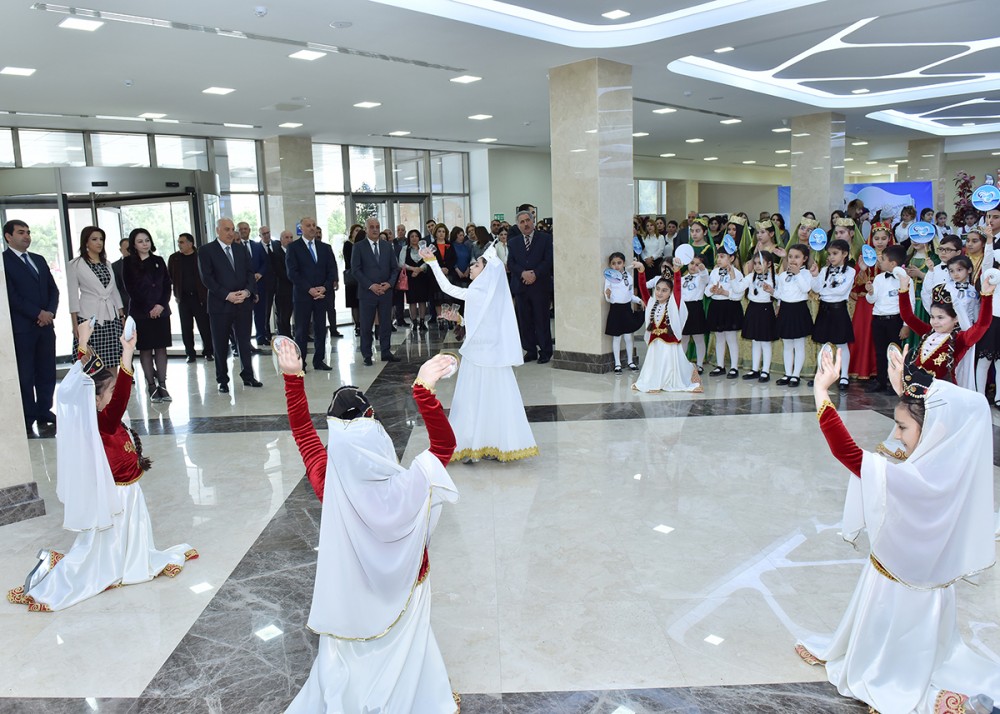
<box><xmin>67</xmin><ymin>226</ymin><xmax>124</xmax><ymax>365</ymax></box>
<box><xmin>8</xmin><ymin>321</ymin><xmax>196</xmax><ymax>612</ymax></box>
<box><xmin>399</xmin><ymin>229</ymin><xmax>430</xmax><ymax>330</ymax></box>
<box><xmin>798</xmin><ymin>347</ymin><xmax>1000</xmax><ymax>713</ymax></box>
<box><xmin>770</xmin><ymin>213</ymin><xmax>790</xmax><ymax>245</ymax></box>
<box><xmin>450</xmin><ymin>226</ymin><xmax>472</xmax><ymax>288</ymax></box>
<box><xmin>470</xmin><ymin>224</ymin><xmax>492</xmax><ymax>262</ymax></box>
<box><xmin>122</xmin><ymin>228</ymin><xmax>172</xmax><ymax>403</ymax></box>
<box><xmin>430</xmin><ymin>223</ymin><xmax>455</xmax><ymax>326</ymax></box>
<box><xmin>342</xmin><ymin>223</ymin><xmax>363</xmax><ymax>336</ymax></box>
<box><xmin>707</xmin><ymin>215</ymin><xmax>724</xmax><ymax>246</ymax></box>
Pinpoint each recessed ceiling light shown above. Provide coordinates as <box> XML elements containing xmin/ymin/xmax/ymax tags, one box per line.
<box><xmin>59</xmin><ymin>17</ymin><xmax>103</xmax><ymax>31</ymax></box>
<box><xmin>585</xmin><ymin>129</ymin><xmax>598</xmax><ymax>134</ymax></box>
<box><xmin>653</xmin><ymin>524</ymin><xmax>675</xmax><ymax>534</ymax></box>
<box><xmin>388</xmin><ymin>130</ymin><xmax>411</xmax><ymax>136</ymax></box>
<box><xmin>450</xmin><ymin>75</ymin><xmax>481</xmax><ymax>84</ymax></box>
<box><xmin>632</xmin><ymin>132</ymin><xmax>649</xmax><ymax>137</ymax></box>
<box><xmin>714</xmin><ymin>46</ymin><xmax>735</xmax><ymax>54</ymax></box>
<box><xmin>772</xmin><ymin>127</ymin><xmax>791</xmax><ymax>133</ymax></box>
<box><xmin>992</xmin><ymin>151</ymin><xmax>1000</xmax><ymax>156</ymax></box>
<box><xmin>685</xmin><ymin>138</ymin><xmax>703</xmax><ymax>143</ymax></box>
<box><xmin>720</xmin><ymin>118</ymin><xmax>742</xmax><ymax>125</ymax></box>
<box><xmin>203</xmin><ymin>86</ymin><xmax>235</xmax><ymax>95</ymax></box>
<box><xmin>866</xmin><ymin>161</ymin><xmax>878</xmax><ymax>165</ymax></box>
<box><xmin>96</xmin><ymin>115</ymin><xmax>144</xmax><ymax>122</ymax></box>
<box><xmin>895</xmin><ymin>159</ymin><xmax>908</xmax><ymax>163</ymax></box>
<box><xmin>184</xmin><ymin>150</ymin><xmax>204</xmax><ymax>155</ymax></box>
<box><xmin>844</xmin><ymin>157</ymin><xmax>854</xmax><ymax>161</ymax></box>
<box><xmin>703</xmin><ymin>156</ymin><xmax>718</xmax><ymax>161</ymax></box>
<box><xmin>851</xmin><ymin>141</ymin><xmax>868</xmax><ymax>146</ymax></box>
<box><xmin>1</xmin><ymin>67</ymin><xmax>36</xmax><ymax>76</ymax></box>
<box><xmin>468</xmin><ymin>114</ymin><xmax>492</xmax><ymax>120</ymax></box>
<box><xmin>289</xmin><ymin>50</ymin><xmax>327</xmax><ymax>61</ymax></box>
<box><xmin>279</xmin><ymin>122</ymin><xmax>303</xmax><ymax>128</ymax></box>
<box><xmin>851</xmin><ymin>171</ymin><xmax>862</xmax><ymax>174</ymax></box>
<box><xmin>477</xmin><ymin>137</ymin><xmax>498</xmax><ymax>143</ymax></box>
<box><xmin>329</xmin><ymin>21</ymin><xmax>353</xmax><ymax>29</ymax></box>
<box><xmin>852</xmin><ymin>88</ymin><xmax>870</xmax><ymax>94</ymax></box>
<box><xmin>775</xmin><ymin>149</ymin><xmax>790</xmax><ymax>154</ymax></box>
<box><xmin>704</xmin><ymin>635</ymin><xmax>725</xmax><ymax>646</ymax></box>
<box><xmin>659</xmin><ymin>153</ymin><xmax>676</xmax><ymax>158</ymax></box>
<box><xmin>223</xmin><ymin>122</ymin><xmax>253</xmax><ymax>128</ymax></box>
<box><xmin>601</xmin><ymin>9</ymin><xmax>630</xmax><ymax>20</ymax></box>
<box><xmin>792</xmin><ymin>132</ymin><xmax>810</xmax><ymax>137</ymax></box>
<box><xmin>353</xmin><ymin>101</ymin><xmax>381</xmax><ymax>108</ymax></box>
<box><xmin>570</xmin><ymin>148</ymin><xmax>587</xmax><ymax>153</ymax></box>
<box><xmin>963</xmin><ymin>122</ymin><xmax>976</xmax><ymax>127</ymax></box>
<box><xmin>775</xmin><ymin>163</ymin><xmax>788</xmax><ymax>168</ymax></box>
<box><xmin>742</xmin><ymin>160</ymin><xmax>756</xmax><ymax>164</ymax></box>
<box><xmin>652</xmin><ymin>107</ymin><xmax>677</xmax><ymax>115</ymax></box>
<box><xmin>139</xmin><ymin>112</ymin><xmax>166</xmax><ymax>119</ymax></box>
<box><xmin>791</xmin><ymin>151</ymin><xmax>804</xmax><ymax>155</ymax></box>
<box><xmin>922</xmin><ymin>154</ymin><xmax>936</xmax><ymax>158</ymax></box>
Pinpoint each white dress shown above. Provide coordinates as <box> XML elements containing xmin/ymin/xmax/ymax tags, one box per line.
<box><xmin>428</xmin><ymin>256</ymin><xmax>537</xmax><ymax>462</ymax></box>
<box><xmin>633</xmin><ymin>276</ymin><xmax>702</xmax><ymax>393</ymax></box>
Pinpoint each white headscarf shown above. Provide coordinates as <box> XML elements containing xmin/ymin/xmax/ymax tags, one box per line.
<box><xmin>843</xmin><ymin>380</ymin><xmax>995</xmax><ymax>588</ymax></box>
<box><xmin>460</xmin><ymin>243</ymin><xmax>523</xmax><ymax>367</ymax></box>
<box><xmin>306</xmin><ymin>415</ymin><xmax>458</xmax><ymax>640</ymax></box>
<box><xmin>55</xmin><ymin>362</ymin><xmax>122</xmax><ymax>531</ymax></box>
<box><xmin>643</xmin><ymin>274</ymin><xmax>688</xmax><ymax>343</ymax></box>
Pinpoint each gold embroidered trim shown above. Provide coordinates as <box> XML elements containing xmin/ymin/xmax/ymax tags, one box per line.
<box><xmin>184</xmin><ymin>548</ymin><xmax>199</xmax><ymax>561</ymax></box>
<box><xmin>412</xmin><ymin>378</ymin><xmax>436</xmax><ymax>394</ymax></box>
<box><xmin>116</xmin><ymin>470</ymin><xmax>144</xmax><ymax>487</ymax></box>
<box><xmin>119</xmin><ymin>360</ymin><xmax>134</xmax><ymax>377</ymax></box>
<box><xmin>794</xmin><ymin>643</ymin><xmax>825</xmax><ymax>666</ymax></box>
<box><xmin>875</xmin><ymin>442</ymin><xmax>908</xmax><ymax>461</ymax></box>
<box><xmin>870</xmin><ymin>554</ymin><xmax>899</xmax><ymax>583</ymax></box>
<box><xmin>453</xmin><ymin>691</ymin><xmax>461</xmax><ymax>713</ymax></box>
<box><xmin>934</xmin><ymin>690</ymin><xmax>968</xmax><ymax>713</ymax></box>
<box><xmin>160</xmin><ymin>563</ymin><xmax>183</xmax><ymax>578</ymax></box>
<box><xmin>416</xmin><ymin>565</ymin><xmax>429</xmax><ymax>587</ymax></box>
<box><xmin>452</xmin><ymin>445</ymin><xmax>539</xmax><ymax>463</ymax></box>
<box><xmin>816</xmin><ymin>399</ymin><xmax>835</xmax><ymax>421</ymax></box>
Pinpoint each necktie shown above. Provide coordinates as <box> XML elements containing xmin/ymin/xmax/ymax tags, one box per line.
<box><xmin>372</xmin><ymin>240</ymin><xmax>379</xmax><ymax>260</ymax></box>
<box><xmin>225</xmin><ymin>245</ymin><xmax>234</xmax><ymax>268</ymax></box>
<box><xmin>525</xmin><ymin>234</ymin><xmax>532</xmax><ymax>253</ymax></box>
<box><xmin>265</xmin><ymin>243</ymin><xmax>271</xmax><ymax>254</ymax></box>
<box><xmin>308</xmin><ymin>240</ymin><xmax>317</xmax><ymax>262</ymax></box>
<box><xmin>21</xmin><ymin>253</ymin><xmax>39</xmax><ymax>278</ymax></box>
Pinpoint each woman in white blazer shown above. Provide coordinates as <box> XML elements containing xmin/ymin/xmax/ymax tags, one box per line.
<box><xmin>67</xmin><ymin>226</ymin><xmax>125</xmax><ymax>364</ymax></box>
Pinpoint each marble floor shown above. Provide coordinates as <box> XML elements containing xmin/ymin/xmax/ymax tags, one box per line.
<box><xmin>3</xmin><ymin>324</ymin><xmax>1000</xmax><ymax>713</ymax></box>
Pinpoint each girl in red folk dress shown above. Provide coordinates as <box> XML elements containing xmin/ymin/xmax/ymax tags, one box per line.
<box><xmin>849</xmin><ymin>221</ymin><xmax>895</xmax><ymax>380</ymax></box>
<box><xmin>279</xmin><ymin>342</ymin><xmax>461</xmax><ymax>714</ymax></box>
<box><xmin>8</xmin><ymin>321</ymin><xmax>196</xmax><ymax>612</ymax></box>
<box><xmin>632</xmin><ymin>258</ymin><xmax>703</xmax><ymax>393</ymax></box>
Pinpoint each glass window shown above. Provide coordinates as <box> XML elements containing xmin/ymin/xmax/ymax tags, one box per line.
<box><xmin>432</xmin><ymin>196</ymin><xmax>468</xmax><ymax>230</ymax></box>
<box><xmin>0</xmin><ymin>129</ymin><xmax>14</xmax><ymax>167</ymax></box>
<box><xmin>313</xmin><ymin>143</ymin><xmax>345</xmax><ymax>193</ymax></box>
<box><xmin>430</xmin><ymin>152</ymin><xmax>466</xmax><ymax>193</ymax></box>
<box><xmin>18</xmin><ymin>129</ymin><xmax>85</xmax><ymax>167</ymax></box>
<box><xmin>392</xmin><ymin>149</ymin><xmax>426</xmax><ymax>193</ymax></box>
<box><xmin>155</xmin><ymin>135</ymin><xmax>209</xmax><ymax>170</ymax></box>
<box><xmin>91</xmin><ymin>133</ymin><xmax>150</xmax><ymax>167</ymax></box>
<box><xmin>222</xmin><ymin>193</ymin><xmax>263</xmax><ymax>232</ymax></box>
<box><xmin>349</xmin><ymin>146</ymin><xmax>387</xmax><ymax>192</ymax></box>
<box><xmin>637</xmin><ymin>180</ymin><xmax>660</xmax><ymax>215</ymax></box>
<box><xmin>215</xmin><ymin>138</ymin><xmax>260</xmax><ymax>192</ymax></box>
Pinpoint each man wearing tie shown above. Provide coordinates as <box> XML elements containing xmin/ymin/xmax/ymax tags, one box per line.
<box><xmin>256</xmin><ymin>226</ymin><xmax>276</xmax><ymax>345</ymax></box>
<box><xmin>236</xmin><ymin>222</ymin><xmax>268</xmax><ymax>350</ymax></box>
<box><xmin>351</xmin><ymin>216</ymin><xmax>400</xmax><ymax>366</ymax></box>
<box><xmin>507</xmin><ymin>209</ymin><xmax>553</xmax><ymax>363</ymax></box>
<box><xmin>3</xmin><ymin>220</ymin><xmax>59</xmax><ymax>434</ymax></box>
<box><xmin>198</xmin><ymin>218</ymin><xmax>262</xmax><ymax>393</ymax></box>
<box><xmin>271</xmin><ymin>229</ymin><xmax>295</xmax><ymax>337</ymax></box>
<box><xmin>285</xmin><ymin>216</ymin><xmax>335</xmax><ymax>371</ymax></box>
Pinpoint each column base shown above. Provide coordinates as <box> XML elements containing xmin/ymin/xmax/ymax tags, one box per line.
<box><xmin>551</xmin><ymin>350</ymin><xmax>615</xmax><ymax>374</ymax></box>
<box><xmin>0</xmin><ymin>483</ymin><xmax>46</xmax><ymax>526</ymax></box>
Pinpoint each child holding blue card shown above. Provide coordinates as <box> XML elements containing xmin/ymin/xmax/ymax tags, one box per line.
<box><xmin>604</xmin><ymin>252</ymin><xmax>643</xmax><ymax>374</ymax></box>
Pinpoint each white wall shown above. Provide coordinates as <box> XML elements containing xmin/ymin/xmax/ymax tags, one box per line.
<box><xmin>468</xmin><ymin>149</ymin><xmax>492</xmax><ymax>225</ymax></box>
<box><xmin>485</xmin><ymin>149</ymin><xmax>553</xmax><ymax>222</ymax></box>
<box><xmin>696</xmin><ymin>183</ymin><xmax>780</xmax><ymax>221</ymax></box>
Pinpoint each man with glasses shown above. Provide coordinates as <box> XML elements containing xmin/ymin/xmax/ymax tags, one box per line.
<box><xmin>921</xmin><ymin>234</ymin><xmax>964</xmax><ymax>310</ymax></box>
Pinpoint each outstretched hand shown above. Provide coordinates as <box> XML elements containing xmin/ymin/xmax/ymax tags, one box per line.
<box><xmin>416</xmin><ymin>354</ymin><xmax>456</xmax><ymax>390</ymax></box>
<box><xmin>418</xmin><ymin>246</ymin><xmax>436</xmax><ymax>262</ymax></box>
<box><xmin>813</xmin><ymin>346</ymin><xmax>841</xmax><ymax>394</ymax></box>
<box><xmin>276</xmin><ymin>338</ymin><xmax>304</xmax><ymax>375</ymax></box>
<box><xmin>77</xmin><ymin>319</ymin><xmax>94</xmax><ymax>347</ymax></box>
<box><xmin>888</xmin><ymin>344</ymin><xmax>908</xmax><ymax>396</ymax></box>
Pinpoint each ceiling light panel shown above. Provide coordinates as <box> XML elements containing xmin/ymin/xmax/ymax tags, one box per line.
<box><xmin>367</xmin><ymin>0</ymin><xmax>823</xmax><ymax>49</ymax></box>
<box><xmin>388</xmin><ymin>130</ymin><xmax>411</xmax><ymax>136</ymax></box>
<box><xmin>279</xmin><ymin>122</ymin><xmax>303</xmax><ymax>128</ymax></box>
<box><xmin>869</xmin><ymin>96</ymin><xmax>1000</xmax><ymax>136</ymax></box>
<box><xmin>669</xmin><ymin>16</ymin><xmax>1000</xmax><ymax>113</ymax></box>
<box><xmin>468</xmin><ymin>114</ymin><xmax>492</xmax><ymax>120</ymax></box>
<box><xmin>450</xmin><ymin>75</ymin><xmax>481</xmax><ymax>84</ymax></box>
<box><xmin>602</xmin><ymin>10</ymin><xmax>630</xmax><ymax>20</ymax></box>
<box><xmin>289</xmin><ymin>49</ymin><xmax>327</xmax><ymax>61</ymax></box>
<box><xmin>652</xmin><ymin>107</ymin><xmax>677</xmax><ymax>114</ymax></box>
<box><xmin>1</xmin><ymin>67</ymin><xmax>37</xmax><ymax>76</ymax></box>
<box><xmin>353</xmin><ymin>101</ymin><xmax>381</xmax><ymax>108</ymax></box>
<box><xmin>477</xmin><ymin>137</ymin><xmax>497</xmax><ymax>143</ymax></box>
<box><xmin>203</xmin><ymin>86</ymin><xmax>235</xmax><ymax>95</ymax></box>
<box><xmin>58</xmin><ymin>17</ymin><xmax>103</xmax><ymax>31</ymax></box>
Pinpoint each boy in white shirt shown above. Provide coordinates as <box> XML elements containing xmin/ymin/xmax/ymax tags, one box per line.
<box><xmin>865</xmin><ymin>244</ymin><xmax>909</xmax><ymax>392</ymax></box>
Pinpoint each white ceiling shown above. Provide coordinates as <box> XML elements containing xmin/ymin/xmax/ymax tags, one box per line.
<box><xmin>1</xmin><ymin>0</ymin><xmax>998</xmax><ymax>175</ymax></box>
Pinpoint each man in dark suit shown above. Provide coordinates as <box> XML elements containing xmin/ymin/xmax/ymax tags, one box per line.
<box><xmin>112</xmin><ymin>237</ymin><xmax>129</xmax><ymax>311</ymax></box>
<box><xmin>673</xmin><ymin>210</ymin><xmax>698</xmax><ymax>252</ymax></box>
<box><xmin>167</xmin><ymin>232</ymin><xmax>213</xmax><ymax>363</ymax></box>
<box><xmin>3</xmin><ymin>220</ymin><xmax>59</xmax><ymax>434</ymax></box>
<box><xmin>236</xmin><ymin>222</ymin><xmax>268</xmax><ymax>350</ymax></box>
<box><xmin>316</xmin><ymin>226</ymin><xmax>342</xmax><ymax>340</ymax></box>
<box><xmin>507</xmin><ymin>209</ymin><xmax>553</xmax><ymax>363</ymax></box>
<box><xmin>271</xmin><ymin>229</ymin><xmax>295</xmax><ymax>337</ymax></box>
<box><xmin>285</xmin><ymin>216</ymin><xmax>335</xmax><ymax>371</ymax></box>
<box><xmin>198</xmin><ymin>218</ymin><xmax>262</xmax><ymax>393</ymax></box>
<box><xmin>351</xmin><ymin>216</ymin><xmax>400</xmax><ymax>365</ymax></box>
<box><xmin>256</xmin><ymin>226</ymin><xmax>277</xmax><ymax>345</ymax></box>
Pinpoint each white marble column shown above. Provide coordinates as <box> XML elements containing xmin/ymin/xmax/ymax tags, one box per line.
<box><xmin>550</xmin><ymin>58</ymin><xmax>634</xmax><ymax>373</ymax></box>
<box><xmin>790</xmin><ymin>113</ymin><xmax>846</xmax><ymax>223</ymax></box>
<box><xmin>0</xmin><ymin>259</ymin><xmax>45</xmax><ymax>525</ymax></box>
<box><xmin>899</xmin><ymin>138</ymin><xmax>947</xmax><ymax>212</ymax></box>
<box><xmin>262</xmin><ymin>135</ymin><xmax>317</xmax><ymax>232</ymax></box>
<box><xmin>667</xmin><ymin>180</ymin><xmax>699</xmax><ymax>221</ymax></box>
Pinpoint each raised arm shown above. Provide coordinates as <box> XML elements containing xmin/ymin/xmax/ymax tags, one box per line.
<box><xmin>421</xmin><ymin>248</ymin><xmax>468</xmax><ymax>299</ymax></box>
<box><xmin>283</xmin><ymin>374</ymin><xmax>327</xmax><ymax>501</ymax></box>
<box><xmin>412</xmin><ymin>356</ymin><xmax>459</xmax><ymax>465</ymax></box>
<box><xmin>813</xmin><ymin>348</ymin><xmax>862</xmax><ymax>477</ymax></box>
<box><xmin>635</xmin><ymin>262</ymin><xmax>650</xmax><ymax>304</ymax></box>
<box><xmin>898</xmin><ymin>277</ymin><xmax>929</xmax><ymax>335</ymax></box>
<box><xmin>672</xmin><ymin>269</ymin><xmax>682</xmax><ymax>307</ymax></box>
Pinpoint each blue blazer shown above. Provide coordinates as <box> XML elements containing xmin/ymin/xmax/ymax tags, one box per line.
<box><xmin>285</xmin><ymin>238</ymin><xmax>336</xmax><ymax>300</ymax></box>
<box><xmin>247</xmin><ymin>240</ymin><xmax>268</xmax><ymax>279</ymax></box>
<box><xmin>506</xmin><ymin>230</ymin><xmax>553</xmax><ymax>296</ymax></box>
<box><xmin>197</xmin><ymin>240</ymin><xmax>257</xmax><ymax>314</ymax></box>
<box><xmin>350</xmin><ymin>239</ymin><xmax>400</xmax><ymax>303</ymax></box>
<box><xmin>3</xmin><ymin>248</ymin><xmax>59</xmax><ymax>334</ymax></box>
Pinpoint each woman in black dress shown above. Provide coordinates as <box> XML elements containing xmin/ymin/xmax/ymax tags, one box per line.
<box><xmin>342</xmin><ymin>224</ymin><xmax>363</xmax><ymax>335</ymax></box>
<box><xmin>123</xmin><ymin>228</ymin><xmax>172</xmax><ymax>402</ymax></box>
<box><xmin>399</xmin><ymin>229</ymin><xmax>430</xmax><ymax>330</ymax></box>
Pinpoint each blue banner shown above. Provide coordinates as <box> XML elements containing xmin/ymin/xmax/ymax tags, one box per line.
<box><xmin>777</xmin><ymin>181</ymin><xmax>934</xmax><ymax>223</ymax></box>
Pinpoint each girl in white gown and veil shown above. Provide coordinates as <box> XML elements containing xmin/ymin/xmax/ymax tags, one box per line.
<box><xmin>421</xmin><ymin>242</ymin><xmax>538</xmax><ymax>463</ymax></box>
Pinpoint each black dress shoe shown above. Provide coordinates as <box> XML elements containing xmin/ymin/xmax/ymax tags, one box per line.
<box><xmin>313</xmin><ymin>362</ymin><xmax>333</xmax><ymax>371</ymax></box>
<box><xmin>186</xmin><ymin>355</ymin><xmax>196</xmax><ymax>364</ymax></box>
<box><xmin>218</xmin><ymin>384</ymin><xmax>230</xmax><ymax>394</ymax></box>
<box><xmin>776</xmin><ymin>375</ymin><xmax>791</xmax><ymax>386</ymax></box>
<box><xmin>331</xmin><ymin>330</ymin><xmax>344</xmax><ymax>338</ymax></box>
<box><xmin>382</xmin><ymin>353</ymin><xmax>400</xmax><ymax>363</ymax></box>
<box><xmin>524</xmin><ymin>354</ymin><xmax>538</xmax><ymax>362</ymax></box>
<box><xmin>38</xmin><ymin>411</ymin><xmax>57</xmax><ymax>425</ymax></box>
<box><xmin>242</xmin><ymin>378</ymin><xmax>263</xmax><ymax>387</ymax></box>
<box><xmin>538</xmin><ymin>356</ymin><xmax>551</xmax><ymax>364</ymax></box>
<box><xmin>363</xmin><ymin>357</ymin><xmax>374</xmax><ymax>366</ymax></box>
<box><xmin>204</xmin><ymin>354</ymin><xmax>215</xmax><ymax>361</ymax></box>
<box><xmin>742</xmin><ymin>371</ymin><xmax>760</xmax><ymax>381</ymax></box>
<box><xmin>708</xmin><ymin>367</ymin><xmax>726</xmax><ymax>377</ymax></box>
<box><xmin>250</xmin><ymin>347</ymin><xmax>261</xmax><ymax>355</ymax></box>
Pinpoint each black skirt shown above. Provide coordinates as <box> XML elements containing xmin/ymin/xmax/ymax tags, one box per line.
<box><xmin>977</xmin><ymin>317</ymin><xmax>1000</xmax><ymax>361</ymax></box>
<box><xmin>812</xmin><ymin>300</ymin><xmax>854</xmax><ymax>345</ymax></box>
<box><xmin>777</xmin><ymin>300</ymin><xmax>813</xmax><ymax>339</ymax></box>
<box><xmin>707</xmin><ymin>299</ymin><xmax>744</xmax><ymax>332</ymax></box>
<box><xmin>742</xmin><ymin>301</ymin><xmax>778</xmax><ymax>342</ymax></box>
<box><xmin>605</xmin><ymin>302</ymin><xmax>644</xmax><ymax>336</ymax></box>
<box><xmin>682</xmin><ymin>300</ymin><xmax>710</xmax><ymax>335</ymax></box>
<box><xmin>135</xmin><ymin>314</ymin><xmax>172</xmax><ymax>350</ymax></box>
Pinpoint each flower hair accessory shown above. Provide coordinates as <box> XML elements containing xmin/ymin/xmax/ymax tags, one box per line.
<box><xmin>833</xmin><ymin>217</ymin><xmax>856</xmax><ymax>228</ymax></box>
<box><xmin>799</xmin><ymin>217</ymin><xmax>820</xmax><ymax>229</ymax></box>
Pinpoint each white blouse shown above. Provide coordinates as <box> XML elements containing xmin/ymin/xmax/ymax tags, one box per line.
<box><xmin>774</xmin><ymin>269</ymin><xmax>812</xmax><ymax>304</ymax></box>
<box><xmin>811</xmin><ymin>265</ymin><xmax>855</xmax><ymax>303</ymax></box>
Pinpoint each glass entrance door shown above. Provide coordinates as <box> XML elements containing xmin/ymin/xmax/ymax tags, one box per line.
<box><xmin>349</xmin><ymin>195</ymin><xmax>429</xmax><ymax>237</ymax></box>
